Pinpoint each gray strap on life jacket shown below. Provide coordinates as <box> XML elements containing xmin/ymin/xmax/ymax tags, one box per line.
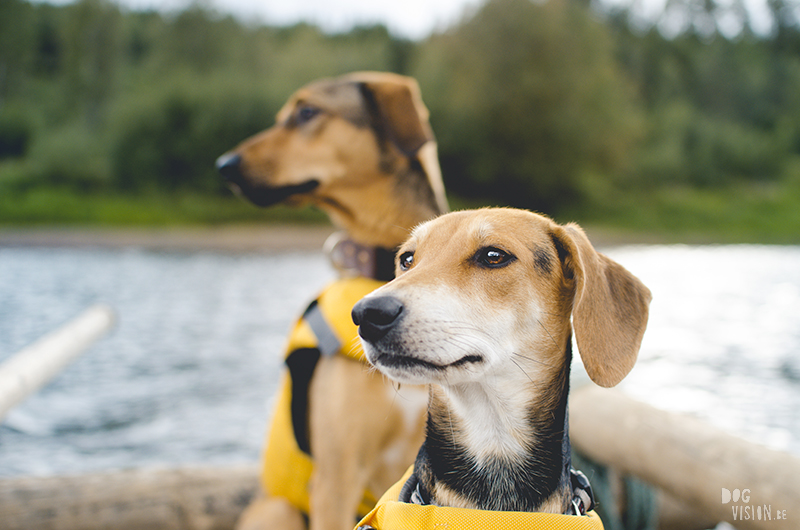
<box><xmin>303</xmin><ymin>300</ymin><xmax>341</xmax><ymax>357</ymax></box>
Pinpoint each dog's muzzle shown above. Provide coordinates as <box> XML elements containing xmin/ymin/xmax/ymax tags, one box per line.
<box><xmin>215</xmin><ymin>151</ymin><xmax>320</xmax><ymax>207</ymax></box>
<box><xmin>216</xmin><ymin>152</ymin><xmax>243</xmax><ymax>183</ymax></box>
<box><xmin>352</xmin><ymin>296</ymin><xmax>404</xmax><ymax>344</ymax></box>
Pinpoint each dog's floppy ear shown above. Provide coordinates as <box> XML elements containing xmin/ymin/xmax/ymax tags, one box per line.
<box><xmin>358</xmin><ymin>77</ymin><xmax>434</xmax><ymax>157</ymax></box>
<box><xmin>553</xmin><ymin>223</ymin><xmax>651</xmax><ymax>387</ymax></box>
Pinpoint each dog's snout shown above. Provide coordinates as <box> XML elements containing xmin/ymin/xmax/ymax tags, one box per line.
<box><xmin>216</xmin><ymin>152</ymin><xmax>243</xmax><ymax>182</ymax></box>
<box><xmin>352</xmin><ymin>296</ymin><xmax>404</xmax><ymax>343</ymax></box>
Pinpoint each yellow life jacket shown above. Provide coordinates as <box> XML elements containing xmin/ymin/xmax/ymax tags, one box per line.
<box><xmin>356</xmin><ymin>467</ymin><xmax>605</xmax><ymax>530</ymax></box>
<box><xmin>262</xmin><ymin>276</ymin><xmax>386</xmax><ymax>517</ymax></box>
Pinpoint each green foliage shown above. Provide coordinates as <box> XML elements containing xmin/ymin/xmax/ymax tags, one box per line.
<box><xmin>1</xmin><ymin>0</ymin><xmax>800</xmax><ymax>242</ymax></box>
<box><xmin>0</xmin><ymin>187</ymin><xmax>327</xmax><ymax>226</ymax></box>
<box><xmin>412</xmin><ymin>0</ymin><xmax>643</xmax><ymax>212</ymax></box>
<box><xmin>109</xmin><ymin>77</ymin><xmax>275</xmax><ymax>194</ymax></box>
<box><xmin>0</xmin><ymin>0</ymin><xmax>36</xmax><ymax>100</ymax></box>
<box><xmin>0</xmin><ymin>117</ymin><xmax>111</xmax><ymax>192</ymax></box>
<box><xmin>633</xmin><ymin>101</ymin><xmax>789</xmax><ymax>186</ymax></box>
<box><xmin>611</xmin><ymin>18</ymin><xmax>800</xmax><ymax>193</ymax></box>
<box><xmin>570</xmin><ymin>178</ymin><xmax>800</xmax><ymax>244</ymax></box>
<box><xmin>0</xmin><ymin>108</ymin><xmax>34</xmax><ymax>159</ymax></box>
<box><xmin>60</xmin><ymin>0</ymin><xmax>123</xmax><ymax>122</ymax></box>
<box><xmin>26</xmin><ymin>123</ymin><xmax>111</xmax><ymax>191</ymax></box>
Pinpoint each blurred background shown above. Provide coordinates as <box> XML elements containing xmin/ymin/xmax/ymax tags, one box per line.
<box><xmin>0</xmin><ymin>0</ymin><xmax>799</xmax><ymax>242</ymax></box>
<box><xmin>1</xmin><ymin>0</ymin><xmax>800</xmax><ymax>497</ymax></box>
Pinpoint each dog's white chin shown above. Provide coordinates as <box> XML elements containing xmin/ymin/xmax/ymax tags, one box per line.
<box><xmin>375</xmin><ymin>365</ymin><xmax>434</xmax><ymax>386</ymax></box>
<box><xmin>363</xmin><ymin>348</ymin><xmax>426</xmax><ymax>385</ymax></box>
<box><xmin>366</xmin><ymin>348</ymin><xmax>486</xmax><ymax>387</ymax></box>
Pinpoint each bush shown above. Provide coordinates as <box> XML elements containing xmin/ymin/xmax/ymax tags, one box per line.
<box><xmin>633</xmin><ymin>102</ymin><xmax>788</xmax><ymax>187</ymax></box>
<box><xmin>110</xmin><ymin>80</ymin><xmax>276</xmax><ymax>193</ymax></box>
<box><xmin>0</xmin><ymin>109</ymin><xmax>34</xmax><ymax>159</ymax></box>
<box><xmin>18</xmin><ymin>124</ymin><xmax>112</xmax><ymax>191</ymax></box>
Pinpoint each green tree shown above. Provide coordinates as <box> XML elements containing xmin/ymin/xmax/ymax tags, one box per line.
<box><xmin>413</xmin><ymin>0</ymin><xmax>642</xmax><ymax>213</ymax></box>
<box><xmin>61</xmin><ymin>0</ymin><xmax>123</xmax><ymax>126</ymax></box>
<box><xmin>0</xmin><ymin>0</ymin><xmax>35</xmax><ymax>103</ymax></box>
<box><xmin>155</xmin><ymin>4</ymin><xmax>229</xmax><ymax>74</ymax></box>
<box><xmin>610</xmin><ymin>15</ymin><xmax>800</xmax><ymax>187</ymax></box>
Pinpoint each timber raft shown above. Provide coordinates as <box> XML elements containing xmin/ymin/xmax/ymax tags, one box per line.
<box><xmin>1</xmin><ymin>306</ymin><xmax>798</xmax><ymax>530</ymax></box>
<box><xmin>2</xmin><ymin>388</ymin><xmax>798</xmax><ymax>530</ymax></box>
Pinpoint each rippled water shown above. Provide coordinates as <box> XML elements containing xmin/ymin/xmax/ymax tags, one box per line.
<box><xmin>0</xmin><ymin>247</ymin><xmax>333</xmax><ymax>476</ymax></box>
<box><xmin>608</xmin><ymin>245</ymin><xmax>800</xmax><ymax>454</ymax></box>
<box><xmin>0</xmin><ymin>244</ymin><xmax>798</xmax><ymax>477</ymax></box>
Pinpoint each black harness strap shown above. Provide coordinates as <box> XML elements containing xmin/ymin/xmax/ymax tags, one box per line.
<box><xmin>285</xmin><ymin>347</ymin><xmax>320</xmax><ymax>455</ymax></box>
<box><xmin>285</xmin><ymin>298</ymin><xmax>344</xmax><ymax>455</ymax></box>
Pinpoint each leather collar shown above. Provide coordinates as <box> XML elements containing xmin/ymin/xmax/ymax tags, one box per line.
<box><xmin>324</xmin><ymin>232</ymin><xmax>396</xmax><ymax>282</ymax></box>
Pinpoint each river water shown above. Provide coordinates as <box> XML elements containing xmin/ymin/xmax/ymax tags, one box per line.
<box><xmin>1</xmin><ymin>243</ymin><xmax>799</xmax><ymax>477</ymax></box>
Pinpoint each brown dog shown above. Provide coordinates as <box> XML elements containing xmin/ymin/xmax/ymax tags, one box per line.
<box><xmin>217</xmin><ymin>71</ymin><xmax>447</xmax><ymax>250</ymax></box>
<box><xmin>216</xmin><ymin>72</ymin><xmax>448</xmax><ymax>530</ymax></box>
<box><xmin>352</xmin><ymin>208</ymin><xmax>651</xmax><ymax>524</ymax></box>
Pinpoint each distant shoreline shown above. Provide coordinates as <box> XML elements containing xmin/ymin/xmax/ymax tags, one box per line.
<box><xmin>0</xmin><ymin>223</ymin><xmax>691</xmax><ymax>253</ymax></box>
<box><xmin>0</xmin><ymin>225</ymin><xmax>337</xmax><ymax>253</ymax></box>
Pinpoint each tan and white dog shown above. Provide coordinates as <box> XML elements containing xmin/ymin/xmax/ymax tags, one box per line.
<box><xmin>216</xmin><ymin>72</ymin><xmax>448</xmax><ymax>530</ymax></box>
<box><xmin>352</xmin><ymin>208</ymin><xmax>651</xmax><ymax>524</ymax></box>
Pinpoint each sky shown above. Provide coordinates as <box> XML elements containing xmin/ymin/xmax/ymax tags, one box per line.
<box><xmin>112</xmin><ymin>0</ymin><xmax>482</xmax><ymax>40</ymax></box>
<box><xmin>34</xmin><ymin>0</ymin><xmax>778</xmax><ymax>40</ymax></box>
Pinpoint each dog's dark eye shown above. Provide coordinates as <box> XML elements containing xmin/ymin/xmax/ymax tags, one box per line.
<box><xmin>296</xmin><ymin>105</ymin><xmax>320</xmax><ymax>124</ymax></box>
<box><xmin>475</xmin><ymin>247</ymin><xmax>515</xmax><ymax>268</ymax></box>
<box><xmin>398</xmin><ymin>251</ymin><xmax>415</xmax><ymax>271</ymax></box>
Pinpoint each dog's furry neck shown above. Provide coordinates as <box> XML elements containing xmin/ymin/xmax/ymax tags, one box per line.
<box><xmin>320</xmin><ymin>146</ymin><xmax>447</xmax><ymax>250</ymax></box>
<box><xmin>409</xmin><ymin>338</ymin><xmax>574</xmax><ymax>513</ymax></box>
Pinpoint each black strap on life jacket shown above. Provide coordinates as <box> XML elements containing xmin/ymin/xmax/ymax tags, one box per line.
<box><xmin>285</xmin><ymin>298</ymin><xmax>342</xmax><ymax>456</ymax></box>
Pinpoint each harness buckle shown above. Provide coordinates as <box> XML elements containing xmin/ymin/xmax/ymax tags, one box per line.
<box><xmin>569</xmin><ymin>467</ymin><xmax>595</xmax><ymax>516</ymax></box>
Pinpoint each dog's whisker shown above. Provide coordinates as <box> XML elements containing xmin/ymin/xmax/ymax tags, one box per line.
<box><xmin>364</xmin><ymin>363</ymin><xmax>381</xmax><ymax>376</ymax></box>
<box><xmin>511</xmin><ymin>351</ymin><xmax>555</xmax><ymax>369</ymax></box>
<box><xmin>536</xmin><ymin>319</ymin><xmax>560</xmax><ymax>348</ymax></box>
<box><xmin>441</xmin><ymin>372</ymin><xmax>458</xmax><ymax>453</ymax></box>
<box><xmin>442</xmin><ymin>336</ymin><xmax>483</xmax><ymax>355</ymax></box>
<box><xmin>393</xmin><ymin>223</ymin><xmax>414</xmax><ymax>236</ymax></box>
<box><xmin>390</xmin><ymin>381</ymin><xmax>424</xmax><ymax>404</ymax></box>
<box><xmin>384</xmin><ymin>382</ymin><xmax>403</xmax><ymax>422</ymax></box>
<box><xmin>510</xmin><ymin>357</ymin><xmax>535</xmax><ymax>384</ymax></box>
<box><xmin>444</xmin><ymin>323</ymin><xmax>493</xmax><ymax>335</ymax></box>
<box><xmin>346</xmin><ymin>337</ymin><xmax>366</xmax><ymax>358</ymax></box>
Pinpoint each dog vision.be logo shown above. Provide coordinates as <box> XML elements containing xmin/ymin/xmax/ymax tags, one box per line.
<box><xmin>722</xmin><ymin>488</ymin><xmax>789</xmax><ymax>522</ymax></box>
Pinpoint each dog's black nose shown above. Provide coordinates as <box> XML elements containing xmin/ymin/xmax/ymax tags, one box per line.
<box><xmin>216</xmin><ymin>152</ymin><xmax>242</xmax><ymax>182</ymax></box>
<box><xmin>352</xmin><ymin>296</ymin><xmax>404</xmax><ymax>343</ymax></box>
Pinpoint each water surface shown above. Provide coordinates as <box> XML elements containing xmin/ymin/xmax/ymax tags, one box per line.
<box><xmin>1</xmin><ymin>244</ymin><xmax>798</xmax><ymax>476</ymax></box>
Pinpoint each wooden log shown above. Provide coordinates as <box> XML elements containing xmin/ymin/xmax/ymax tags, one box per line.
<box><xmin>657</xmin><ymin>490</ymin><xmax>718</xmax><ymax>530</ymax></box>
<box><xmin>570</xmin><ymin>386</ymin><xmax>799</xmax><ymax>530</ymax></box>
<box><xmin>0</xmin><ymin>304</ymin><xmax>115</xmax><ymax>422</ymax></box>
<box><xmin>0</xmin><ymin>464</ymin><xmax>259</xmax><ymax>530</ymax></box>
